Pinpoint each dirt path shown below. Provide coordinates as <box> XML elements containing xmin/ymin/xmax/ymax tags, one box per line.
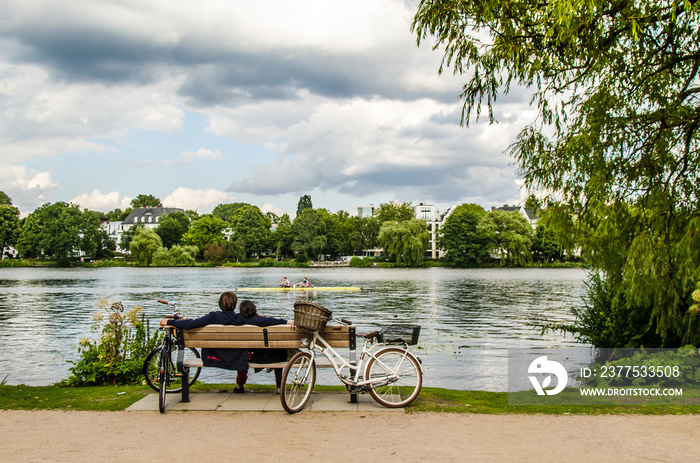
<box><xmin>1</xmin><ymin>410</ymin><xmax>698</xmax><ymax>462</ymax></box>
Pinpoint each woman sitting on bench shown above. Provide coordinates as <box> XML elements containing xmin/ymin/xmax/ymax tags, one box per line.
<box><xmin>239</xmin><ymin>299</ymin><xmax>291</xmax><ymax>394</ymax></box>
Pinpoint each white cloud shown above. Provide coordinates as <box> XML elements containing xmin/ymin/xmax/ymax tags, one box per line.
<box><xmin>68</xmin><ymin>189</ymin><xmax>132</xmax><ymax>212</ymax></box>
<box><xmin>0</xmin><ymin>165</ymin><xmax>59</xmax><ymax>214</ymax></box>
<box><xmin>0</xmin><ymin>59</ymin><xmax>185</xmax><ymax>163</ymax></box>
<box><xmin>0</xmin><ymin>0</ymin><xmax>535</xmax><ymax>216</ymax></box>
<box><xmin>259</xmin><ymin>202</ymin><xmax>285</xmax><ymax>217</ymax></box>
<box><xmin>162</xmin><ymin>187</ymin><xmax>232</xmax><ymax>213</ymax></box>
<box><xmin>222</xmin><ymin>96</ymin><xmax>529</xmax><ymax>203</ymax></box>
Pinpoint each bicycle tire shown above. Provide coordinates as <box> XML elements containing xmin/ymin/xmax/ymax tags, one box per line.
<box><xmin>143</xmin><ymin>346</ymin><xmax>201</xmax><ymax>393</ymax></box>
<box><xmin>365</xmin><ymin>347</ymin><xmax>422</xmax><ymax>408</ymax></box>
<box><xmin>280</xmin><ymin>351</ymin><xmax>316</xmax><ymax>413</ymax></box>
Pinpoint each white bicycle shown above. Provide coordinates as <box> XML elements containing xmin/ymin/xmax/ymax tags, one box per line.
<box><xmin>280</xmin><ymin>317</ymin><xmax>423</xmax><ymax>414</ymax></box>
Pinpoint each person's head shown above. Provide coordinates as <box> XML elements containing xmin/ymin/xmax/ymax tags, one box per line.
<box><xmin>219</xmin><ymin>291</ymin><xmax>238</xmax><ymax>312</ymax></box>
<box><xmin>239</xmin><ymin>300</ymin><xmax>258</xmax><ymax>318</ymax></box>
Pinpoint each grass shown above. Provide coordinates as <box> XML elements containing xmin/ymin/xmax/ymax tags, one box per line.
<box><xmin>1</xmin><ymin>383</ymin><xmax>699</xmax><ymax>414</ymax></box>
<box><xmin>0</xmin><ymin>384</ymin><xmax>150</xmax><ymax>411</ymax></box>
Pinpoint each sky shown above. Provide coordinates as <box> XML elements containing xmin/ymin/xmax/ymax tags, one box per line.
<box><xmin>0</xmin><ymin>0</ymin><xmax>536</xmax><ymax>218</ymax></box>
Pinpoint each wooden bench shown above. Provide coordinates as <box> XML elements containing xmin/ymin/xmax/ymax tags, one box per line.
<box><xmin>174</xmin><ymin>324</ymin><xmax>357</xmax><ymax>403</ymax></box>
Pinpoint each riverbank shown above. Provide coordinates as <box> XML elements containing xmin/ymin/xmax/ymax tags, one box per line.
<box><xmin>0</xmin><ymin>410</ymin><xmax>696</xmax><ymax>462</ymax></box>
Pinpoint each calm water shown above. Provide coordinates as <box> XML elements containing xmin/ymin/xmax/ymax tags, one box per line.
<box><xmin>0</xmin><ymin>266</ymin><xmax>590</xmax><ymax>390</ymax></box>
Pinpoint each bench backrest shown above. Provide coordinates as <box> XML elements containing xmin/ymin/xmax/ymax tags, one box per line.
<box><xmin>179</xmin><ymin>324</ymin><xmax>353</xmax><ymax>349</ymax></box>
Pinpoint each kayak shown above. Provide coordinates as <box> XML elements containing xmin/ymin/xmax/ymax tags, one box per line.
<box><xmin>236</xmin><ymin>286</ymin><xmax>362</xmax><ymax>292</ymax></box>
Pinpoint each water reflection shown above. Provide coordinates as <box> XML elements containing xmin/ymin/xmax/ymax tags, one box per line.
<box><xmin>0</xmin><ymin>266</ymin><xmax>589</xmax><ymax>390</ymax></box>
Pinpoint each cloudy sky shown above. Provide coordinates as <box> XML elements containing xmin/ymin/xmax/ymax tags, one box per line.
<box><xmin>0</xmin><ymin>0</ymin><xmax>534</xmax><ymax>217</ymax></box>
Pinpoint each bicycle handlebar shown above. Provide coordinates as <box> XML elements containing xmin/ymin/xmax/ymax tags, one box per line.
<box><xmin>157</xmin><ymin>299</ymin><xmax>170</xmax><ymax>305</ymax></box>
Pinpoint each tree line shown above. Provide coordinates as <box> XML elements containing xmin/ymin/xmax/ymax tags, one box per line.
<box><xmin>1</xmin><ymin>191</ymin><xmax>574</xmax><ymax>268</ymax></box>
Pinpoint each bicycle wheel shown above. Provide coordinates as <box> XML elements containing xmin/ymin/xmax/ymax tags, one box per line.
<box><xmin>280</xmin><ymin>351</ymin><xmax>316</xmax><ymax>413</ymax></box>
<box><xmin>365</xmin><ymin>348</ymin><xmax>422</xmax><ymax>408</ymax></box>
<box><xmin>144</xmin><ymin>347</ymin><xmax>201</xmax><ymax>393</ymax></box>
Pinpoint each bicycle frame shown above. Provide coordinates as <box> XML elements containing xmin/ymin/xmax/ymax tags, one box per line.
<box><xmin>306</xmin><ymin>328</ymin><xmax>412</xmax><ymax>390</ymax></box>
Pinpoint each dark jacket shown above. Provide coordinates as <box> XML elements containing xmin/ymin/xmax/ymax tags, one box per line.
<box><xmin>167</xmin><ymin>311</ymin><xmax>288</xmax><ymax>370</ymax></box>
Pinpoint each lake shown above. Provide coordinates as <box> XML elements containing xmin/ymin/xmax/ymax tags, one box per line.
<box><xmin>0</xmin><ymin>266</ymin><xmax>590</xmax><ymax>390</ymax></box>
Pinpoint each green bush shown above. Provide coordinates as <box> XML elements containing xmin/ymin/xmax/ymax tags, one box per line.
<box><xmin>349</xmin><ymin>256</ymin><xmax>373</xmax><ymax>267</ymax></box>
<box><xmin>258</xmin><ymin>257</ymin><xmax>274</xmax><ymax>267</ymax></box>
<box><xmin>152</xmin><ymin>245</ymin><xmax>198</xmax><ymax>266</ymax></box>
<box><xmin>61</xmin><ymin>300</ymin><xmax>161</xmax><ymax>386</ymax></box>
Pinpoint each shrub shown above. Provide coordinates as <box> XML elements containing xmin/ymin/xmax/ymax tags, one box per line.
<box><xmin>61</xmin><ymin>299</ymin><xmax>161</xmax><ymax>386</ymax></box>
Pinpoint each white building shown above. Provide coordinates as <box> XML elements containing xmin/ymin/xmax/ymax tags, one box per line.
<box><xmin>414</xmin><ymin>203</ymin><xmax>457</xmax><ymax>259</ymax></box>
<box><xmin>356</xmin><ymin>202</ymin><xmax>457</xmax><ymax>260</ymax></box>
<box><xmin>357</xmin><ymin>204</ymin><xmax>376</xmax><ymax>218</ymax></box>
<box><xmin>102</xmin><ymin>207</ymin><xmax>186</xmax><ymax>253</ymax></box>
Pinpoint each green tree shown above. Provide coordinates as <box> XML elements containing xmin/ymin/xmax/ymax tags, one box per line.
<box><xmin>412</xmin><ymin>1</ymin><xmax>700</xmax><ymax>346</ymax></box>
<box><xmin>181</xmin><ymin>215</ymin><xmax>227</xmax><ymax>254</ymax></box>
<box><xmin>16</xmin><ymin>202</ymin><xmax>84</xmax><ymax>265</ymax></box>
<box><xmin>229</xmin><ymin>237</ymin><xmax>246</xmax><ymax>263</ymax></box>
<box><xmin>118</xmin><ymin>208</ymin><xmax>132</xmax><ymax>221</ymax></box>
<box><xmin>203</xmin><ymin>242</ymin><xmax>229</xmax><ymax>264</ymax></box>
<box><xmin>478</xmin><ymin>210</ymin><xmax>533</xmax><ymax>266</ymax></box>
<box><xmin>185</xmin><ymin>210</ymin><xmax>200</xmax><ymax>221</ymax></box>
<box><xmin>232</xmin><ymin>206</ymin><xmax>271</xmax><ymax>257</ymax></box>
<box><xmin>130</xmin><ymin>194</ymin><xmax>162</xmax><ymax>209</ymax></box>
<box><xmin>155</xmin><ymin>211</ymin><xmax>190</xmax><ymax>248</ymax></box>
<box><xmin>296</xmin><ymin>195</ymin><xmax>313</xmax><ymax>217</ymax></box>
<box><xmin>129</xmin><ymin>228</ymin><xmax>163</xmax><ymax>266</ymax></box>
<box><xmin>152</xmin><ymin>244</ymin><xmax>198</xmax><ymax>266</ymax></box>
<box><xmin>80</xmin><ymin>211</ymin><xmax>115</xmax><ymax>259</ymax></box>
<box><xmin>378</xmin><ymin>219</ymin><xmax>430</xmax><ymax>266</ymax></box>
<box><xmin>212</xmin><ymin>202</ymin><xmax>250</xmax><ymax>223</ymax></box>
<box><xmin>0</xmin><ymin>191</ymin><xmax>13</xmax><ymax>206</ymax></box>
<box><xmin>317</xmin><ymin>209</ymin><xmax>344</xmax><ymax>258</ymax></box>
<box><xmin>0</xmin><ymin>204</ymin><xmax>21</xmax><ymax>255</ymax></box>
<box><xmin>119</xmin><ymin>223</ymin><xmax>144</xmax><ymax>252</ymax></box>
<box><xmin>104</xmin><ymin>208</ymin><xmax>123</xmax><ymax>221</ymax></box>
<box><xmin>530</xmin><ymin>222</ymin><xmax>563</xmax><ymax>263</ymax></box>
<box><xmin>438</xmin><ymin>203</ymin><xmax>490</xmax><ymax>266</ymax></box>
<box><xmin>291</xmin><ymin>209</ymin><xmax>327</xmax><ymax>259</ymax></box>
<box><xmin>270</xmin><ymin>214</ymin><xmax>294</xmax><ymax>259</ymax></box>
<box><xmin>375</xmin><ymin>201</ymin><xmax>415</xmax><ymax>223</ymax></box>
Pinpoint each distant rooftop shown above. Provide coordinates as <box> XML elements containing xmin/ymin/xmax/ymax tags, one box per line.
<box><xmin>122</xmin><ymin>207</ymin><xmax>186</xmax><ymax>225</ymax></box>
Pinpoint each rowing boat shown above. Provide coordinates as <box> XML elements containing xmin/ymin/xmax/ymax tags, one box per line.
<box><xmin>236</xmin><ymin>286</ymin><xmax>362</xmax><ymax>292</ymax></box>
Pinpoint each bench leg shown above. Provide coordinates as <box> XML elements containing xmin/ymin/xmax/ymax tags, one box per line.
<box><xmin>177</xmin><ymin>347</ymin><xmax>189</xmax><ymax>403</ymax></box>
<box><xmin>181</xmin><ymin>368</ymin><xmax>190</xmax><ymax>403</ymax></box>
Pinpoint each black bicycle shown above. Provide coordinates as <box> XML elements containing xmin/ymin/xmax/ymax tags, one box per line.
<box><xmin>142</xmin><ymin>299</ymin><xmax>201</xmax><ymax>413</ymax></box>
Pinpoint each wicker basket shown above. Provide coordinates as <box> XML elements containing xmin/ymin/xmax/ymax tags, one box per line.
<box><xmin>293</xmin><ymin>301</ymin><xmax>332</xmax><ymax>332</ymax></box>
